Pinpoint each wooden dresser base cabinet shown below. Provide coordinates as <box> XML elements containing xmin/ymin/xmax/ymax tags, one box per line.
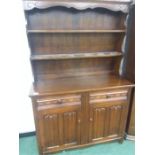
<box><xmin>31</xmin><ymin>87</ymin><xmax>132</xmax><ymax>154</ymax></box>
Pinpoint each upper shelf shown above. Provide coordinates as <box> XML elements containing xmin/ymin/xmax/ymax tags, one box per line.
<box><xmin>23</xmin><ymin>1</ymin><xmax>131</xmax><ymax>13</ymax></box>
<box><xmin>30</xmin><ymin>51</ymin><xmax>123</xmax><ymax>60</ymax></box>
<box><xmin>27</xmin><ymin>29</ymin><xmax>126</xmax><ymax>34</ymax></box>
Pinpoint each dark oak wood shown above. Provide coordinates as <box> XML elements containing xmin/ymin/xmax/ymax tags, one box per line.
<box><xmin>122</xmin><ymin>4</ymin><xmax>135</xmax><ymax>83</ymax></box>
<box><xmin>27</xmin><ymin>30</ymin><xmax>126</xmax><ymax>33</ymax></box>
<box><xmin>26</xmin><ymin>6</ymin><xmax>126</xmax><ymax>30</ymax></box>
<box><xmin>122</xmin><ymin>4</ymin><xmax>135</xmax><ymax>138</ymax></box>
<box><xmin>32</xmin><ymin>58</ymin><xmax>120</xmax><ymax>81</ymax></box>
<box><xmin>32</xmin><ymin>73</ymin><xmax>133</xmax><ymax>96</ymax></box>
<box><xmin>127</xmin><ymin>91</ymin><xmax>135</xmax><ymax>136</ymax></box>
<box><xmin>38</xmin><ymin>102</ymin><xmax>81</xmax><ymax>149</ymax></box>
<box><xmin>28</xmin><ymin>33</ymin><xmax>124</xmax><ymax>55</ymax></box>
<box><xmin>43</xmin><ymin>137</ymin><xmax>122</xmax><ymax>154</ymax></box>
<box><xmin>30</xmin><ymin>51</ymin><xmax>123</xmax><ymax>60</ymax></box>
<box><xmin>23</xmin><ymin>0</ymin><xmax>131</xmax><ymax>13</ymax></box>
<box><xmin>23</xmin><ymin>1</ymin><xmax>134</xmax><ymax>154</ymax></box>
<box><xmin>31</xmin><ymin>87</ymin><xmax>132</xmax><ymax>154</ymax></box>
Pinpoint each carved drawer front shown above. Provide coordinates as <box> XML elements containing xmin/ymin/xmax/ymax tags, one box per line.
<box><xmin>36</xmin><ymin>94</ymin><xmax>81</xmax><ymax>109</ymax></box>
<box><xmin>90</xmin><ymin>89</ymin><xmax>128</xmax><ymax>103</ymax></box>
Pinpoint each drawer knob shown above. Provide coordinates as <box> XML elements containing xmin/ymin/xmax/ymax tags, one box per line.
<box><xmin>90</xmin><ymin>118</ymin><xmax>93</xmax><ymax>122</ymax></box>
<box><xmin>78</xmin><ymin>119</ymin><xmax>81</xmax><ymax>123</ymax></box>
<box><xmin>49</xmin><ymin>115</ymin><xmax>53</xmax><ymax>119</ymax></box>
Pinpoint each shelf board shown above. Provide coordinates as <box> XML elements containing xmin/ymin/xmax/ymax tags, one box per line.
<box><xmin>31</xmin><ymin>51</ymin><xmax>123</xmax><ymax>60</ymax></box>
<box><xmin>31</xmin><ymin>73</ymin><xmax>134</xmax><ymax>96</ymax></box>
<box><xmin>27</xmin><ymin>29</ymin><xmax>126</xmax><ymax>33</ymax></box>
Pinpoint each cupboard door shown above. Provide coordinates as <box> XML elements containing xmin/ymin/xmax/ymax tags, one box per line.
<box><xmin>108</xmin><ymin>105</ymin><xmax>124</xmax><ymax>136</ymax></box>
<box><xmin>89</xmin><ymin>104</ymin><xmax>127</xmax><ymax>142</ymax></box>
<box><xmin>62</xmin><ymin>110</ymin><xmax>81</xmax><ymax>146</ymax></box>
<box><xmin>37</xmin><ymin>95</ymin><xmax>81</xmax><ymax>152</ymax></box>
<box><xmin>88</xmin><ymin>89</ymin><xmax>129</xmax><ymax>142</ymax></box>
<box><xmin>89</xmin><ymin>106</ymin><xmax>107</xmax><ymax>141</ymax></box>
<box><xmin>41</xmin><ymin>113</ymin><xmax>59</xmax><ymax>148</ymax></box>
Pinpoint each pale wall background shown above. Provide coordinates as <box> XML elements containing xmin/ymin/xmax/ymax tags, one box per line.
<box><xmin>18</xmin><ymin>3</ymin><xmax>35</xmax><ymax>133</ymax></box>
<box><xmin>0</xmin><ymin>0</ymin><xmax>35</xmax><ymax>133</ymax></box>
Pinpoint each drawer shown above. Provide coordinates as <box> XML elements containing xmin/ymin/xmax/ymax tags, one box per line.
<box><xmin>36</xmin><ymin>94</ymin><xmax>81</xmax><ymax>108</ymax></box>
<box><xmin>90</xmin><ymin>89</ymin><xmax>128</xmax><ymax>103</ymax></box>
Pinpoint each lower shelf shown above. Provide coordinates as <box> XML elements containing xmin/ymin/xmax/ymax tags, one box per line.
<box><xmin>31</xmin><ymin>73</ymin><xmax>134</xmax><ymax>96</ymax></box>
<box><xmin>31</xmin><ymin>51</ymin><xmax>122</xmax><ymax>60</ymax></box>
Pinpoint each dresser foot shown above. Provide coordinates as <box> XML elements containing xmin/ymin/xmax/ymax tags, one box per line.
<box><xmin>119</xmin><ymin>138</ymin><xmax>124</xmax><ymax>144</ymax></box>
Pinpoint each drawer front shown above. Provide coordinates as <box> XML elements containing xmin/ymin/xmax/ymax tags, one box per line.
<box><xmin>36</xmin><ymin>94</ymin><xmax>81</xmax><ymax>109</ymax></box>
<box><xmin>90</xmin><ymin>89</ymin><xmax>128</xmax><ymax>103</ymax></box>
